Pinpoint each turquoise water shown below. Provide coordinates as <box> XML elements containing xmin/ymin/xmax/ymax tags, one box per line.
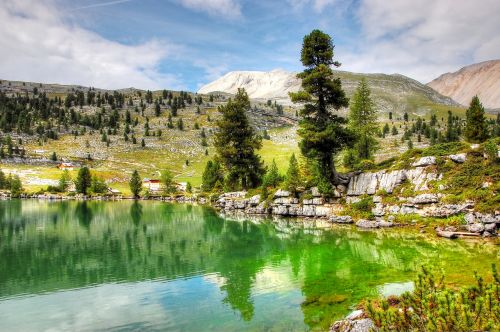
<box><xmin>0</xmin><ymin>200</ymin><xmax>497</xmax><ymax>331</ymax></box>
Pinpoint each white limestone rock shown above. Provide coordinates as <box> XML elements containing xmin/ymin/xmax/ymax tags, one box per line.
<box><xmin>412</xmin><ymin>156</ymin><xmax>436</xmax><ymax>167</ymax></box>
<box><xmin>273</xmin><ymin>189</ymin><xmax>290</xmax><ymax>198</ymax></box>
<box><xmin>448</xmin><ymin>153</ymin><xmax>466</xmax><ymax>163</ymax></box>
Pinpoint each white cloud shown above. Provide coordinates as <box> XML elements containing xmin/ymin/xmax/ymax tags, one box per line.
<box><xmin>0</xmin><ymin>0</ymin><xmax>185</xmax><ymax>90</ymax></box>
<box><xmin>287</xmin><ymin>0</ymin><xmax>340</xmax><ymax>13</ymax></box>
<box><xmin>178</xmin><ymin>0</ymin><xmax>242</xmax><ymax>18</ymax></box>
<box><xmin>340</xmin><ymin>0</ymin><xmax>500</xmax><ymax>82</ymax></box>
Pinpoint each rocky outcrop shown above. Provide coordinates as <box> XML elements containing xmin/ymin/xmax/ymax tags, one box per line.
<box><xmin>330</xmin><ymin>310</ymin><xmax>376</xmax><ymax>332</ymax></box>
<box><xmin>347</xmin><ymin>166</ymin><xmax>440</xmax><ymax>196</ymax></box>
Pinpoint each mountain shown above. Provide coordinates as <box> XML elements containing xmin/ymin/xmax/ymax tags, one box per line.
<box><xmin>427</xmin><ymin>60</ymin><xmax>500</xmax><ymax>109</ymax></box>
<box><xmin>198</xmin><ymin>69</ymin><xmax>459</xmax><ymax>116</ymax></box>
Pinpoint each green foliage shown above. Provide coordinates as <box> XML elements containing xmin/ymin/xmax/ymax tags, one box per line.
<box><xmin>75</xmin><ymin>167</ymin><xmax>91</xmax><ymax>195</ymax></box>
<box><xmin>290</xmin><ymin>29</ymin><xmax>354</xmax><ymax>185</ymax></box>
<box><xmin>90</xmin><ymin>176</ymin><xmax>108</xmax><ymax>194</ymax></box>
<box><xmin>201</xmin><ymin>160</ymin><xmax>224</xmax><ymax>192</ymax></box>
<box><xmin>50</xmin><ymin>152</ymin><xmax>57</xmax><ymax>161</ymax></box>
<box><xmin>58</xmin><ymin>170</ymin><xmax>71</xmax><ymax>192</ymax></box>
<box><xmin>160</xmin><ymin>169</ymin><xmax>176</xmax><ymax>194</ymax></box>
<box><xmin>214</xmin><ymin>89</ymin><xmax>264</xmax><ymax>190</ymax></box>
<box><xmin>285</xmin><ymin>153</ymin><xmax>301</xmax><ymax>195</ymax></box>
<box><xmin>9</xmin><ymin>175</ymin><xmax>23</xmax><ymax>198</ymax></box>
<box><xmin>129</xmin><ymin>170</ymin><xmax>142</xmax><ymax>198</ymax></box>
<box><xmin>464</xmin><ymin>96</ymin><xmax>489</xmax><ymax>143</ymax></box>
<box><xmin>421</xmin><ymin>142</ymin><xmax>468</xmax><ymax>156</ymax></box>
<box><xmin>343</xmin><ymin>195</ymin><xmax>374</xmax><ymax>219</ymax></box>
<box><xmin>366</xmin><ymin>265</ymin><xmax>500</xmax><ymax>331</ymax></box>
<box><xmin>262</xmin><ymin>159</ymin><xmax>282</xmax><ymax>188</ymax></box>
<box><xmin>484</xmin><ymin>139</ymin><xmax>498</xmax><ymax>163</ymax></box>
<box><xmin>348</xmin><ymin>78</ymin><xmax>379</xmax><ymax>160</ymax></box>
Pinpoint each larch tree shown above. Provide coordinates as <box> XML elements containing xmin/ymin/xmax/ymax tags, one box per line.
<box><xmin>464</xmin><ymin>96</ymin><xmax>489</xmax><ymax>143</ymax></box>
<box><xmin>289</xmin><ymin>29</ymin><xmax>355</xmax><ymax>190</ymax></box>
<box><xmin>214</xmin><ymin>88</ymin><xmax>264</xmax><ymax>190</ymax></box>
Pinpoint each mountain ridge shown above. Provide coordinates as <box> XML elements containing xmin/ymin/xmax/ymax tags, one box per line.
<box><xmin>427</xmin><ymin>60</ymin><xmax>500</xmax><ymax>109</ymax></box>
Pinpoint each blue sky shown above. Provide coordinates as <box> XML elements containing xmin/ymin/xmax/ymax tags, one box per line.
<box><xmin>1</xmin><ymin>0</ymin><xmax>499</xmax><ymax>91</ymax></box>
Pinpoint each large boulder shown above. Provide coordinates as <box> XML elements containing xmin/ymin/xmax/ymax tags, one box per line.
<box><xmin>467</xmin><ymin>223</ymin><xmax>485</xmax><ymax>233</ymax></box>
<box><xmin>412</xmin><ymin>156</ymin><xmax>436</xmax><ymax>167</ymax></box>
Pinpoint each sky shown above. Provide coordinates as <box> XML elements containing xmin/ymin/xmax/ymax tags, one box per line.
<box><xmin>0</xmin><ymin>0</ymin><xmax>499</xmax><ymax>91</ymax></box>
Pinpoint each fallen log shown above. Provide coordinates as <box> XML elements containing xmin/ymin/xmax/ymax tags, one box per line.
<box><xmin>436</xmin><ymin>229</ymin><xmax>458</xmax><ymax>239</ymax></box>
<box><xmin>436</xmin><ymin>229</ymin><xmax>482</xmax><ymax>239</ymax></box>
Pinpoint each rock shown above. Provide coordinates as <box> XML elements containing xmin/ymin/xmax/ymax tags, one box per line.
<box><xmin>331</xmin><ymin>215</ymin><xmax>354</xmax><ymax>224</ymax></box>
<box><xmin>248</xmin><ymin>195</ymin><xmax>261</xmax><ymax>206</ymax></box>
<box><xmin>302</xmin><ymin>205</ymin><xmax>316</xmax><ymax>216</ymax></box>
<box><xmin>272</xmin><ymin>205</ymin><xmax>288</xmax><ymax>215</ymax></box>
<box><xmin>408</xmin><ymin>194</ymin><xmax>439</xmax><ymax>204</ymax></box>
<box><xmin>356</xmin><ymin>219</ymin><xmax>379</xmax><ymax>228</ymax></box>
<box><xmin>482</xmin><ymin>231</ymin><xmax>493</xmax><ymax>238</ymax></box>
<box><xmin>273</xmin><ymin>189</ymin><xmax>290</xmax><ymax>198</ymax></box>
<box><xmin>234</xmin><ymin>200</ymin><xmax>247</xmax><ymax>209</ymax></box>
<box><xmin>254</xmin><ymin>202</ymin><xmax>268</xmax><ymax>214</ymax></box>
<box><xmin>345</xmin><ymin>310</ymin><xmax>364</xmax><ymax>321</ymax></box>
<box><xmin>484</xmin><ymin>222</ymin><xmax>497</xmax><ymax>233</ymax></box>
<box><xmin>330</xmin><ymin>318</ymin><xmax>376</xmax><ymax>332</ymax></box>
<box><xmin>311</xmin><ymin>186</ymin><xmax>321</xmax><ymax>197</ymax></box>
<box><xmin>471</xmin><ymin>143</ymin><xmax>480</xmax><ymax>149</ymax></box>
<box><xmin>274</xmin><ymin>197</ymin><xmax>299</xmax><ymax>205</ymax></box>
<box><xmin>479</xmin><ymin>214</ymin><xmax>497</xmax><ymax>224</ymax></box>
<box><xmin>372</xmin><ymin>203</ymin><xmax>385</xmax><ymax>217</ymax></box>
<box><xmin>387</xmin><ymin>215</ymin><xmax>395</xmax><ymax>222</ymax></box>
<box><xmin>346</xmin><ymin>196</ymin><xmax>361</xmax><ymax>204</ymax></box>
<box><xmin>467</xmin><ymin>223</ymin><xmax>485</xmax><ymax>233</ymax></box>
<box><xmin>377</xmin><ymin>221</ymin><xmax>394</xmax><ymax>227</ymax></box>
<box><xmin>222</xmin><ymin>191</ymin><xmax>247</xmax><ymax>198</ymax></box>
<box><xmin>315</xmin><ymin>206</ymin><xmax>331</xmax><ymax>217</ymax></box>
<box><xmin>448</xmin><ymin>153</ymin><xmax>466</xmax><ymax>163</ymax></box>
<box><xmin>288</xmin><ymin>204</ymin><xmax>303</xmax><ymax>216</ymax></box>
<box><xmin>372</xmin><ymin>195</ymin><xmax>382</xmax><ymax>203</ymax></box>
<box><xmin>377</xmin><ymin>170</ymin><xmax>407</xmax><ymax>194</ymax></box>
<box><xmin>464</xmin><ymin>212</ymin><xmax>475</xmax><ymax>224</ymax></box>
<box><xmin>347</xmin><ymin>172</ymin><xmax>378</xmax><ymax>196</ymax></box>
<box><xmin>412</xmin><ymin>156</ymin><xmax>436</xmax><ymax>167</ymax></box>
<box><xmin>424</xmin><ymin>203</ymin><xmax>472</xmax><ymax>217</ymax></box>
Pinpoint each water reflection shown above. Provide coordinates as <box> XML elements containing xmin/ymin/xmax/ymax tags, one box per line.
<box><xmin>0</xmin><ymin>200</ymin><xmax>497</xmax><ymax>331</ymax></box>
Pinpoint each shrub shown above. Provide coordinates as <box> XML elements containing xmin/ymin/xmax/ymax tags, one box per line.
<box><xmin>366</xmin><ymin>265</ymin><xmax>500</xmax><ymax>331</ymax></box>
<box><xmin>421</xmin><ymin>142</ymin><xmax>468</xmax><ymax>156</ymax></box>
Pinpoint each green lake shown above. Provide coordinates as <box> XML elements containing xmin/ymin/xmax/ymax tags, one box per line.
<box><xmin>0</xmin><ymin>200</ymin><xmax>498</xmax><ymax>331</ymax></box>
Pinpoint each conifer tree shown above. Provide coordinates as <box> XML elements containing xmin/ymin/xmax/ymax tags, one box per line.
<box><xmin>263</xmin><ymin>159</ymin><xmax>281</xmax><ymax>187</ymax></box>
<box><xmin>289</xmin><ymin>29</ymin><xmax>354</xmax><ymax>188</ymax></box>
<box><xmin>464</xmin><ymin>96</ymin><xmax>489</xmax><ymax>143</ymax></box>
<box><xmin>214</xmin><ymin>88</ymin><xmax>264</xmax><ymax>189</ymax></box>
<box><xmin>348</xmin><ymin>78</ymin><xmax>378</xmax><ymax>160</ymax></box>
<box><xmin>201</xmin><ymin>160</ymin><xmax>223</xmax><ymax>192</ymax></box>
<box><xmin>285</xmin><ymin>153</ymin><xmax>301</xmax><ymax>195</ymax></box>
<box><xmin>75</xmin><ymin>166</ymin><xmax>91</xmax><ymax>195</ymax></box>
<box><xmin>129</xmin><ymin>170</ymin><xmax>142</xmax><ymax>198</ymax></box>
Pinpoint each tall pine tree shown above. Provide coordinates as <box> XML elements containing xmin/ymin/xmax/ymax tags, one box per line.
<box><xmin>289</xmin><ymin>30</ymin><xmax>354</xmax><ymax>188</ymax></box>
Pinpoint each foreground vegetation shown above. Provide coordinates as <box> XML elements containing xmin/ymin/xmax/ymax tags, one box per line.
<box><xmin>365</xmin><ymin>265</ymin><xmax>500</xmax><ymax>331</ymax></box>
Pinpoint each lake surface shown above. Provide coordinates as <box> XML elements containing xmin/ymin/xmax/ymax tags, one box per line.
<box><xmin>0</xmin><ymin>200</ymin><xmax>498</xmax><ymax>331</ymax></box>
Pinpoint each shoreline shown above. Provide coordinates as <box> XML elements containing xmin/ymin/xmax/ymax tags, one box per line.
<box><xmin>4</xmin><ymin>192</ymin><xmax>499</xmax><ymax>241</ymax></box>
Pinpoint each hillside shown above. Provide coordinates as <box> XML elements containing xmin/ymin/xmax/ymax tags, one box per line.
<box><xmin>427</xmin><ymin>60</ymin><xmax>500</xmax><ymax>110</ymax></box>
<box><xmin>198</xmin><ymin>69</ymin><xmax>461</xmax><ymax>118</ymax></box>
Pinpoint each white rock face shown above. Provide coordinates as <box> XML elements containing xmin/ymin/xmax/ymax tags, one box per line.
<box><xmin>427</xmin><ymin>60</ymin><xmax>500</xmax><ymax>109</ymax></box>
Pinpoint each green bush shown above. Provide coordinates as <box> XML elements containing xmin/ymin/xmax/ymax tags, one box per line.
<box><xmin>366</xmin><ymin>265</ymin><xmax>500</xmax><ymax>331</ymax></box>
<box><xmin>421</xmin><ymin>142</ymin><xmax>469</xmax><ymax>157</ymax></box>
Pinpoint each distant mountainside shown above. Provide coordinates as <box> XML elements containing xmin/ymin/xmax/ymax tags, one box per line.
<box><xmin>198</xmin><ymin>69</ymin><xmax>459</xmax><ymax>116</ymax></box>
<box><xmin>427</xmin><ymin>60</ymin><xmax>500</xmax><ymax>109</ymax></box>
